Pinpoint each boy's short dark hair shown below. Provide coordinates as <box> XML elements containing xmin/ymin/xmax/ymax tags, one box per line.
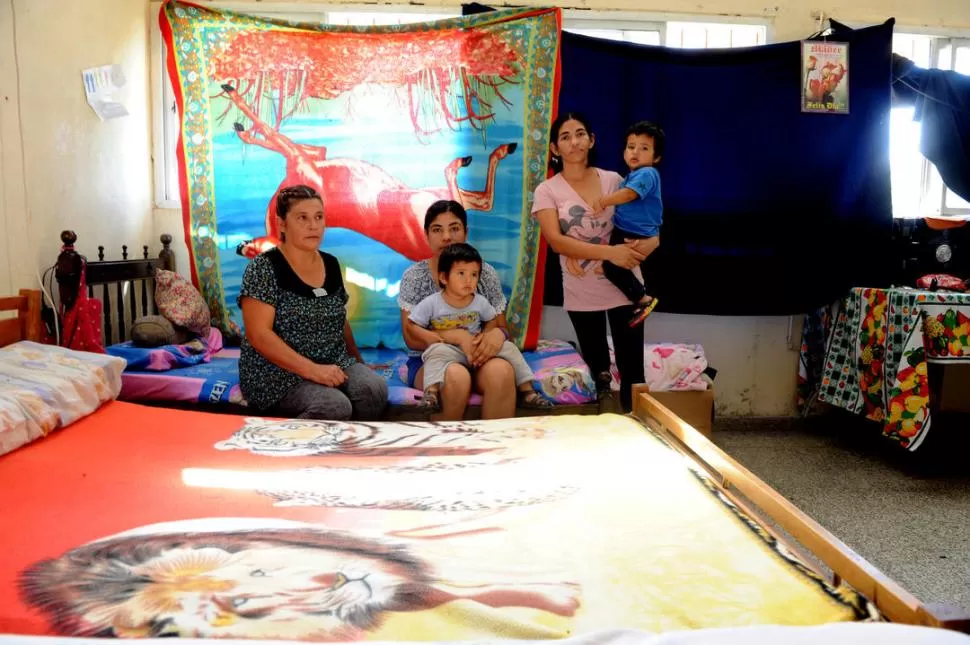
<box><xmin>626</xmin><ymin>120</ymin><xmax>666</xmax><ymax>160</ymax></box>
<box><xmin>437</xmin><ymin>243</ymin><xmax>482</xmax><ymax>287</ymax></box>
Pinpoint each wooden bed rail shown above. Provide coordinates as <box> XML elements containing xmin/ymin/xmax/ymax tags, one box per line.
<box><xmin>0</xmin><ymin>289</ymin><xmax>43</xmax><ymax>347</ymax></box>
<box><xmin>54</xmin><ymin>230</ymin><xmax>177</xmax><ymax>345</ymax></box>
<box><xmin>632</xmin><ymin>384</ymin><xmax>970</xmax><ymax>633</ymax></box>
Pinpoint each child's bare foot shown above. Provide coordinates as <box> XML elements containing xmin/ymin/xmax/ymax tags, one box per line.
<box><xmin>419</xmin><ymin>386</ymin><xmax>442</xmax><ymax>412</ymax></box>
<box><xmin>629</xmin><ymin>296</ymin><xmax>658</xmax><ymax>327</ymax></box>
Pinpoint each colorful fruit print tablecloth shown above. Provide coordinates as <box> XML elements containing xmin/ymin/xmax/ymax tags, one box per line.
<box><xmin>817</xmin><ymin>287</ymin><xmax>970</xmax><ymax>451</ymax></box>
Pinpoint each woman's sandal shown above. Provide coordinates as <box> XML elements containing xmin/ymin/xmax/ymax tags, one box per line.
<box><xmin>419</xmin><ymin>388</ymin><xmax>442</xmax><ymax>413</ymax></box>
<box><xmin>519</xmin><ymin>390</ymin><xmax>554</xmax><ymax>409</ymax></box>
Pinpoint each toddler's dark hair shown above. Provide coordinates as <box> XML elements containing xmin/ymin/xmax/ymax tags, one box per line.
<box><xmin>626</xmin><ymin>121</ymin><xmax>666</xmax><ymax>160</ymax></box>
<box><xmin>438</xmin><ymin>242</ymin><xmax>482</xmax><ymax>288</ymax></box>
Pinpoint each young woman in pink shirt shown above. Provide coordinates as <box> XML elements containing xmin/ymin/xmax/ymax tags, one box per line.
<box><xmin>531</xmin><ymin>112</ymin><xmax>657</xmax><ymax>410</ymax></box>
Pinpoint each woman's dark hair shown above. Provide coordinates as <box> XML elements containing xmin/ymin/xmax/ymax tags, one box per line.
<box><xmin>548</xmin><ymin>111</ymin><xmax>596</xmax><ymax>173</ymax></box>
<box><xmin>437</xmin><ymin>242</ymin><xmax>482</xmax><ymax>287</ymax></box>
<box><xmin>424</xmin><ymin>200</ymin><xmax>468</xmax><ymax>233</ymax></box>
<box><xmin>276</xmin><ymin>185</ymin><xmax>322</xmax><ymax>220</ymax></box>
<box><xmin>626</xmin><ymin>120</ymin><xmax>666</xmax><ymax>160</ymax></box>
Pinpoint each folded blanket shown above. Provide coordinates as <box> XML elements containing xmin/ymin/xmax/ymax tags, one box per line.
<box><xmin>610</xmin><ymin>342</ymin><xmax>710</xmax><ymax>392</ymax></box>
<box><xmin>108</xmin><ymin>328</ymin><xmax>223</xmax><ymax>372</ymax></box>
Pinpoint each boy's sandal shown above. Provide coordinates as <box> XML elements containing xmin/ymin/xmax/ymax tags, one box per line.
<box><xmin>629</xmin><ymin>297</ymin><xmax>659</xmax><ymax>328</ymax></box>
<box><xmin>419</xmin><ymin>389</ymin><xmax>442</xmax><ymax>413</ymax></box>
<box><xmin>519</xmin><ymin>390</ymin><xmax>554</xmax><ymax>409</ymax></box>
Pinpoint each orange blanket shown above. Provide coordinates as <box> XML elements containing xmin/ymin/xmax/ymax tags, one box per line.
<box><xmin>0</xmin><ymin>402</ymin><xmax>875</xmax><ymax>640</ymax></box>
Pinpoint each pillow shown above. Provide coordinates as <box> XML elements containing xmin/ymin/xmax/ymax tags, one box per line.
<box><xmin>0</xmin><ymin>389</ymin><xmax>59</xmax><ymax>457</ymax></box>
<box><xmin>155</xmin><ymin>269</ymin><xmax>211</xmax><ymax>337</ymax></box>
<box><xmin>131</xmin><ymin>315</ymin><xmax>193</xmax><ymax>347</ymax></box>
<box><xmin>0</xmin><ymin>342</ymin><xmax>126</xmax><ymax>455</ymax></box>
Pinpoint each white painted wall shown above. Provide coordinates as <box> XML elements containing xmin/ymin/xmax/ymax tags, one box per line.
<box><xmin>5</xmin><ymin>0</ymin><xmax>970</xmax><ymax>415</ymax></box>
<box><xmin>0</xmin><ymin>0</ymin><xmax>153</xmax><ymax>294</ymax></box>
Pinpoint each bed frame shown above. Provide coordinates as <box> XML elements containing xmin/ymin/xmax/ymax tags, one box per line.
<box><xmin>0</xmin><ymin>290</ymin><xmax>43</xmax><ymax>347</ymax></box>
<box><xmin>2</xmin><ymin>289</ymin><xmax>969</xmax><ymax>633</ymax></box>
<box><xmin>633</xmin><ymin>384</ymin><xmax>970</xmax><ymax>633</ymax></box>
<box><xmin>54</xmin><ymin>230</ymin><xmax>176</xmax><ymax>346</ymax></box>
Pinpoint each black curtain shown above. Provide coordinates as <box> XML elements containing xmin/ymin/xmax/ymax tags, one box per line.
<box><xmin>465</xmin><ymin>4</ymin><xmax>895</xmax><ymax>315</ymax></box>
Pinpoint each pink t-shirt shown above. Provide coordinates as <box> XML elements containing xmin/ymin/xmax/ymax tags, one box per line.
<box><xmin>532</xmin><ymin>169</ymin><xmax>633</xmax><ymax>312</ymax></box>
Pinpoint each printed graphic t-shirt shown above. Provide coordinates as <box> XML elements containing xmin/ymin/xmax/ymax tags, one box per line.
<box><xmin>531</xmin><ymin>169</ymin><xmax>633</xmax><ymax>311</ymax></box>
<box><xmin>408</xmin><ymin>292</ymin><xmax>497</xmax><ymax>335</ymax></box>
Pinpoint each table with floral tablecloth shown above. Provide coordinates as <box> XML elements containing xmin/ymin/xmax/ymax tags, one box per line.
<box><xmin>817</xmin><ymin>287</ymin><xmax>970</xmax><ymax>451</ymax></box>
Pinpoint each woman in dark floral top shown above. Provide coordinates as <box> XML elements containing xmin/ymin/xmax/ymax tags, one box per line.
<box><xmin>397</xmin><ymin>200</ymin><xmax>516</xmax><ymax>420</ymax></box>
<box><xmin>239</xmin><ymin>185</ymin><xmax>387</xmax><ymax>420</ymax></box>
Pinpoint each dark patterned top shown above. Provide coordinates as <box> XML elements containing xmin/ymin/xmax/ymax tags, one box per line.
<box><xmin>238</xmin><ymin>248</ymin><xmax>355</xmax><ymax>410</ymax></box>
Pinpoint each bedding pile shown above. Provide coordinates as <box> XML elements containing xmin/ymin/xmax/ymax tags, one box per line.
<box><xmin>111</xmin><ymin>339</ymin><xmax>597</xmax><ymax>408</ymax></box>
<box><xmin>611</xmin><ymin>343</ymin><xmax>712</xmax><ymax>392</ymax></box>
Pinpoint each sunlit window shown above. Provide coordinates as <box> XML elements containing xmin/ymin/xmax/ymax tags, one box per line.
<box><xmin>891</xmin><ymin>33</ymin><xmax>970</xmax><ymax>217</ymax></box>
<box><xmin>665</xmin><ymin>22</ymin><xmax>766</xmax><ymax>48</ymax></box>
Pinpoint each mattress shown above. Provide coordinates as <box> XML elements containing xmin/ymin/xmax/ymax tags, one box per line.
<box><xmin>112</xmin><ymin>340</ymin><xmax>597</xmax><ymax>408</ymax></box>
<box><xmin>0</xmin><ymin>402</ymin><xmax>877</xmax><ymax>640</ymax></box>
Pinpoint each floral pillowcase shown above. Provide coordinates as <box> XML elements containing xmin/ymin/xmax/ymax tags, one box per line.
<box><xmin>154</xmin><ymin>269</ymin><xmax>211</xmax><ymax>338</ymax></box>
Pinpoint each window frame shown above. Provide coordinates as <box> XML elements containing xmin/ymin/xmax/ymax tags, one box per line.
<box><xmin>561</xmin><ymin>9</ymin><xmax>771</xmax><ymax>47</ymax></box>
<box><xmin>149</xmin><ymin>2</ymin><xmax>771</xmax><ymax>209</ymax></box>
<box><xmin>892</xmin><ymin>29</ymin><xmax>970</xmax><ymax>218</ymax></box>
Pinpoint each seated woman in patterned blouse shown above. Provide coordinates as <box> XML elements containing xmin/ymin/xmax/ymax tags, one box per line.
<box><xmin>398</xmin><ymin>200</ymin><xmax>517</xmax><ymax>420</ymax></box>
<box><xmin>238</xmin><ymin>185</ymin><xmax>388</xmax><ymax>420</ymax></box>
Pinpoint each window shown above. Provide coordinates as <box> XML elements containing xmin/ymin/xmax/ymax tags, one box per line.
<box><xmin>565</xmin><ymin>27</ymin><xmax>662</xmax><ymax>46</ymax></box>
<box><xmin>562</xmin><ymin>14</ymin><xmax>766</xmax><ymax>49</ymax></box>
<box><xmin>326</xmin><ymin>10</ymin><xmax>455</xmax><ymax>26</ymax></box>
<box><xmin>665</xmin><ymin>21</ymin><xmax>766</xmax><ymax>48</ymax></box>
<box><xmin>151</xmin><ymin>5</ymin><xmax>768</xmax><ymax>208</ymax></box>
<box><xmin>891</xmin><ymin>33</ymin><xmax>970</xmax><ymax>218</ymax></box>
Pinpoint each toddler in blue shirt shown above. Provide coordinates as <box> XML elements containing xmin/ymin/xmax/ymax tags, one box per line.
<box><xmin>593</xmin><ymin>121</ymin><xmax>665</xmax><ymax>327</ymax></box>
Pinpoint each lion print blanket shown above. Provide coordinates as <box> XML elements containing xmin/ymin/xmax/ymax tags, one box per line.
<box><xmin>0</xmin><ymin>401</ymin><xmax>875</xmax><ymax>640</ymax></box>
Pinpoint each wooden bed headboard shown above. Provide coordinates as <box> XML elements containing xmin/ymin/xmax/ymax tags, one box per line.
<box><xmin>54</xmin><ymin>230</ymin><xmax>177</xmax><ymax>346</ymax></box>
<box><xmin>0</xmin><ymin>290</ymin><xmax>43</xmax><ymax>348</ymax></box>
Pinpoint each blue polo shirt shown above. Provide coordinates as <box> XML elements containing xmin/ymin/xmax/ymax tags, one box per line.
<box><xmin>613</xmin><ymin>166</ymin><xmax>662</xmax><ymax>237</ymax></box>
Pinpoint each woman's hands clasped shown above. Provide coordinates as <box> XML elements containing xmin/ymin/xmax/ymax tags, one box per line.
<box><xmin>307</xmin><ymin>363</ymin><xmax>348</xmax><ymax>387</ymax></box>
<box><xmin>471</xmin><ymin>327</ymin><xmax>506</xmax><ymax>367</ymax></box>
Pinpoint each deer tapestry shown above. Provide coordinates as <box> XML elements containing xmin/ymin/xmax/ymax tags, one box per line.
<box><xmin>159</xmin><ymin>1</ymin><xmax>561</xmax><ymax>349</ymax></box>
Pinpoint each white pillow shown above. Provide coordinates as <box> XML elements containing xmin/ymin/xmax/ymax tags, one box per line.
<box><xmin>0</xmin><ymin>389</ymin><xmax>59</xmax><ymax>457</ymax></box>
<box><xmin>0</xmin><ymin>342</ymin><xmax>126</xmax><ymax>455</ymax></box>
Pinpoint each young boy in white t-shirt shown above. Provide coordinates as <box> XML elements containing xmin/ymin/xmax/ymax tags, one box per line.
<box><xmin>409</xmin><ymin>243</ymin><xmax>552</xmax><ymax>412</ymax></box>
